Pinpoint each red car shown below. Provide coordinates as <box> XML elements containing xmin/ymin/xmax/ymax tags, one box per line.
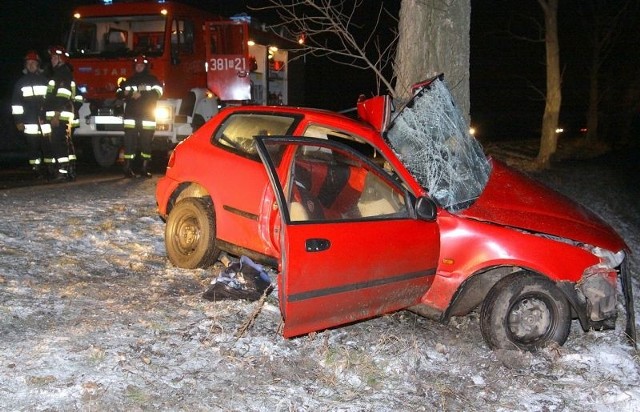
<box><xmin>156</xmin><ymin>76</ymin><xmax>635</xmax><ymax>351</ymax></box>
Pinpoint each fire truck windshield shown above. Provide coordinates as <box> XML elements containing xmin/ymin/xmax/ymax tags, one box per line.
<box><xmin>68</xmin><ymin>15</ymin><xmax>167</xmax><ymax>58</ymax></box>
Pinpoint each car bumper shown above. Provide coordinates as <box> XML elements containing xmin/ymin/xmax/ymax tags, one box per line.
<box><xmin>155</xmin><ymin>175</ymin><xmax>179</xmax><ymax>217</ymax></box>
<box><xmin>557</xmin><ymin>259</ymin><xmax>636</xmax><ymax>348</ymax></box>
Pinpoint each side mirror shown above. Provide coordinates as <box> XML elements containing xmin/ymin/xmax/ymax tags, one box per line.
<box><xmin>415</xmin><ymin>196</ymin><xmax>437</xmax><ymax>221</ymax></box>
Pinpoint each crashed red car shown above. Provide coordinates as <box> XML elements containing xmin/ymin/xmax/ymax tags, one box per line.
<box><xmin>156</xmin><ymin>76</ymin><xmax>635</xmax><ymax>351</ymax></box>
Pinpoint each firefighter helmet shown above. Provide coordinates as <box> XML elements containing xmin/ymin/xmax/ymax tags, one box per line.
<box><xmin>48</xmin><ymin>45</ymin><xmax>69</xmax><ymax>60</ymax></box>
<box><xmin>24</xmin><ymin>50</ymin><xmax>41</xmax><ymax>63</ymax></box>
<box><xmin>133</xmin><ymin>54</ymin><xmax>149</xmax><ymax>65</ymax></box>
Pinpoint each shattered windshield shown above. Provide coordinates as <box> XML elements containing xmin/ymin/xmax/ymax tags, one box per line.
<box><xmin>386</xmin><ymin>77</ymin><xmax>491</xmax><ymax>212</ymax></box>
<box><xmin>68</xmin><ymin>15</ymin><xmax>166</xmax><ymax>58</ymax></box>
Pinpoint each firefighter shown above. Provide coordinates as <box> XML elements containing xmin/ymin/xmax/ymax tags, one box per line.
<box><xmin>44</xmin><ymin>45</ymin><xmax>77</xmax><ymax>181</ymax></box>
<box><xmin>11</xmin><ymin>50</ymin><xmax>51</xmax><ymax>179</ymax></box>
<box><xmin>116</xmin><ymin>54</ymin><xmax>163</xmax><ymax>178</ymax></box>
<box><xmin>69</xmin><ymin>84</ymin><xmax>84</xmax><ymax>181</ymax></box>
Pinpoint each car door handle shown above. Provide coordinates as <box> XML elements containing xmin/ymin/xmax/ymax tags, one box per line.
<box><xmin>306</xmin><ymin>238</ymin><xmax>330</xmax><ymax>252</ymax></box>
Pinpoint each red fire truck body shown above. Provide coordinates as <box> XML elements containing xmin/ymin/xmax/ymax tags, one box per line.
<box><xmin>67</xmin><ymin>1</ymin><xmax>300</xmax><ymax>166</ymax></box>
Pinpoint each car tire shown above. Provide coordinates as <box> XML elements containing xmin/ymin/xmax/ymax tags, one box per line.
<box><xmin>480</xmin><ymin>271</ymin><xmax>571</xmax><ymax>351</ymax></box>
<box><xmin>165</xmin><ymin>197</ymin><xmax>219</xmax><ymax>269</ymax></box>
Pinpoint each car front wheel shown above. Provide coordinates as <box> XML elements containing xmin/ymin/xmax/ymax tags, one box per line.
<box><xmin>480</xmin><ymin>272</ymin><xmax>571</xmax><ymax>351</ymax></box>
<box><xmin>165</xmin><ymin>197</ymin><xmax>219</xmax><ymax>269</ymax></box>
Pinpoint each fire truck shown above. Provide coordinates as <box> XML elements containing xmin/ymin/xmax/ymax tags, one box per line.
<box><xmin>66</xmin><ymin>1</ymin><xmax>303</xmax><ymax>167</ymax></box>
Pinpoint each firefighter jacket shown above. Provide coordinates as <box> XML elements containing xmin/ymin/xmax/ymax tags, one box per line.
<box><xmin>11</xmin><ymin>70</ymin><xmax>49</xmax><ymax>135</ymax></box>
<box><xmin>44</xmin><ymin>63</ymin><xmax>76</xmax><ymax>124</ymax></box>
<box><xmin>116</xmin><ymin>70</ymin><xmax>163</xmax><ymax>129</ymax></box>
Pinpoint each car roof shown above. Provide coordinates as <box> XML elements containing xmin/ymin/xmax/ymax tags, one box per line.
<box><xmin>220</xmin><ymin>104</ymin><xmax>379</xmax><ymax>135</ymax></box>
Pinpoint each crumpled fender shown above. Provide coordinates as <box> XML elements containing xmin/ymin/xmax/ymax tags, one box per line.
<box><xmin>556</xmin><ymin>260</ymin><xmax>636</xmax><ymax>349</ymax></box>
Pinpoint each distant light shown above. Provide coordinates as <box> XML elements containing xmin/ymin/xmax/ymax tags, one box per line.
<box><xmin>268</xmin><ymin>45</ymin><xmax>278</xmax><ymax>60</ymax></box>
<box><xmin>555</xmin><ymin>128</ymin><xmax>564</xmax><ymax>134</ymax></box>
<box><xmin>297</xmin><ymin>33</ymin><xmax>306</xmax><ymax>45</ymax></box>
<box><xmin>469</xmin><ymin>127</ymin><xmax>476</xmax><ymax>136</ymax></box>
<box><xmin>247</xmin><ymin>40</ymin><xmax>255</xmax><ymax>46</ymax></box>
<box><xmin>73</xmin><ymin>12</ymin><xmax>81</xmax><ymax>19</ymax></box>
<box><xmin>580</xmin><ymin>127</ymin><xmax>588</xmax><ymax>133</ymax></box>
<box><xmin>103</xmin><ymin>0</ymin><xmax>112</xmax><ymax>4</ymax></box>
<box><xmin>161</xmin><ymin>9</ymin><xmax>168</xmax><ymax>16</ymax></box>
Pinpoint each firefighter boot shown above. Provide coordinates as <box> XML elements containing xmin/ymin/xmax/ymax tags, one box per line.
<box><xmin>46</xmin><ymin>163</ymin><xmax>57</xmax><ymax>182</ymax></box>
<box><xmin>52</xmin><ymin>165</ymin><xmax>69</xmax><ymax>183</ymax></box>
<box><xmin>32</xmin><ymin>163</ymin><xmax>44</xmax><ymax>180</ymax></box>
<box><xmin>123</xmin><ymin>159</ymin><xmax>137</xmax><ymax>178</ymax></box>
<box><xmin>141</xmin><ymin>159</ymin><xmax>152</xmax><ymax>178</ymax></box>
<box><xmin>67</xmin><ymin>160</ymin><xmax>77</xmax><ymax>181</ymax></box>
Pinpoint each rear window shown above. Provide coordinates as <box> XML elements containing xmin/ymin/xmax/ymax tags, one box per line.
<box><xmin>212</xmin><ymin>113</ymin><xmax>298</xmax><ymax>157</ymax></box>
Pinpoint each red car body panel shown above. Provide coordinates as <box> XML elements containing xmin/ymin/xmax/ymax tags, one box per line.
<box><xmin>422</xmin><ymin>213</ymin><xmax>601</xmax><ymax>311</ymax></box>
<box><xmin>460</xmin><ymin>160</ymin><xmax>627</xmax><ymax>252</ymax></box>
<box><xmin>157</xmin><ymin>105</ymin><xmax>425</xmax><ymax>256</ymax></box>
<box><xmin>252</xmin><ymin>137</ymin><xmax>440</xmax><ymax>338</ymax></box>
<box><xmin>279</xmin><ymin>219</ymin><xmax>439</xmax><ymax>338</ymax></box>
<box><xmin>157</xmin><ymin>118</ymin><xmax>276</xmax><ymax>256</ymax></box>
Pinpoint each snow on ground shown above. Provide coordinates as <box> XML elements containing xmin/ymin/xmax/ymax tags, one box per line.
<box><xmin>0</xmin><ymin>154</ymin><xmax>639</xmax><ymax>411</ymax></box>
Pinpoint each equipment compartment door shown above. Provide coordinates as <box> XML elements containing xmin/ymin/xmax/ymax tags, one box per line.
<box><xmin>204</xmin><ymin>21</ymin><xmax>252</xmax><ymax>101</ymax></box>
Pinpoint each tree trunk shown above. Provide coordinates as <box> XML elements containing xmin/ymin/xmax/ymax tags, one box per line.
<box><xmin>585</xmin><ymin>65</ymin><xmax>599</xmax><ymax>141</ymax></box>
<box><xmin>394</xmin><ymin>0</ymin><xmax>471</xmax><ymax>122</ymax></box>
<box><xmin>536</xmin><ymin>0</ymin><xmax>562</xmax><ymax>169</ymax></box>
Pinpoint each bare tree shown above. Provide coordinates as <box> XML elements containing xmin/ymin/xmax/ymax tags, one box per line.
<box><xmin>252</xmin><ymin>0</ymin><xmax>471</xmax><ymax>116</ymax></box>
<box><xmin>578</xmin><ymin>0</ymin><xmax>635</xmax><ymax>142</ymax></box>
<box><xmin>394</xmin><ymin>0</ymin><xmax>471</xmax><ymax>120</ymax></box>
<box><xmin>251</xmin><ymin>0</ymin><xmax>398</xmax><ymax>97</ymax></box>
<box><xmin>535</xmin><ymin>0</ymin><xmax>561</xmax><ymax>169</ymax></box>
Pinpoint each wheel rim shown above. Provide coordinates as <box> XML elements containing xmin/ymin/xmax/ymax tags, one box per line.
<box><xmin>174</xmin><ymin>214</ymin><xmax>201</xmax><ymax>255</ymax></box>
<box><xmin>507</xmin><ymin>295</ymin><xmax>553</xmax><ymax>343</ymax></box>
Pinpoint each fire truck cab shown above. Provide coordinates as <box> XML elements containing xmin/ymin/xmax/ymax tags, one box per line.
<box><xmin>67</xmin><ymin>1</ymin><xmax>300</xmax><ymax>167</ymax></box>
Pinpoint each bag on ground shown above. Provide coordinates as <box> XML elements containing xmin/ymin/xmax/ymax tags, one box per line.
<box><xmin>203</xmin><ymin>256</ymin><xmax>273</xmax><ymax>301</ymax></box>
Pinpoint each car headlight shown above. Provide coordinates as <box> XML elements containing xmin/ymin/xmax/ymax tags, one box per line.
<box><xmin>592</xmin><ymin>247</ymin><xmax>625</xmax><ymax>268</ymax></box>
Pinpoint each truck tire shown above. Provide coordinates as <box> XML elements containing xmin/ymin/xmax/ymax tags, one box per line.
<box><xmin>480</xmin><ymin>271</ymin><xmax>571</xmax><ymax>351</ymax></box>
<box><xmin>92</xmin><ymin>136</ymin><xmax>121</xmax><ymax>168</ymax></box>
<box><xmin>165</xmin><ymin>197</ymin><xmax>220</xmax><ymax>269</ymax></box>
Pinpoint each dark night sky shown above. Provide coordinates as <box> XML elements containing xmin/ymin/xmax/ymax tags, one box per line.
<box><xmin>2</xmin><ymin>0</ymin><xmax>639</xmax><ymax>141</ymax></box>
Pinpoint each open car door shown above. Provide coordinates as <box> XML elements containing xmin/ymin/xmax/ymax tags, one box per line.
<box><xmin>255</xmin><ymin>136</ymin><xmax>441</xmax><ymax>338</ymax></box>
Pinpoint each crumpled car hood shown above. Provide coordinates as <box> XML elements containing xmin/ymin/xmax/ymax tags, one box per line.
<box><xmin>459</xmin><ymin>159</ymin><xmax>627</xmax><ymax>252</ymax></box>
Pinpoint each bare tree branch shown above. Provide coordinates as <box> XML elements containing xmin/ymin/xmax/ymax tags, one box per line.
<box><xmin>250</xmin><ymin>0</ymin><xmax>397</xmax><ymax>95</ymax></box>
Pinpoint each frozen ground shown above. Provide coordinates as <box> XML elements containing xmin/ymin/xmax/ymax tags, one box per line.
<box><xmin>0</xmin><ymin>149</ymin><xmax>639</xmax><ymax>411</ymax></box>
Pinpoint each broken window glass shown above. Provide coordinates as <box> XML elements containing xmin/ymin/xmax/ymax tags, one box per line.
<box><xmin>386</xmin><ymin>76</ymin><xmax>491</xmax><ymax>212</ymax></box>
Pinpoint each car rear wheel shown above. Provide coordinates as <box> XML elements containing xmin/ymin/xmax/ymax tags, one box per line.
<box><xmin>165</xmin><ymin>197</ymin><xmax>219</xmax><ymax>269</ymax></box>
<box><xmin>480</xmin><ymin>272</ymin><xmax>571</xmax><ymax>351</ymax></box>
